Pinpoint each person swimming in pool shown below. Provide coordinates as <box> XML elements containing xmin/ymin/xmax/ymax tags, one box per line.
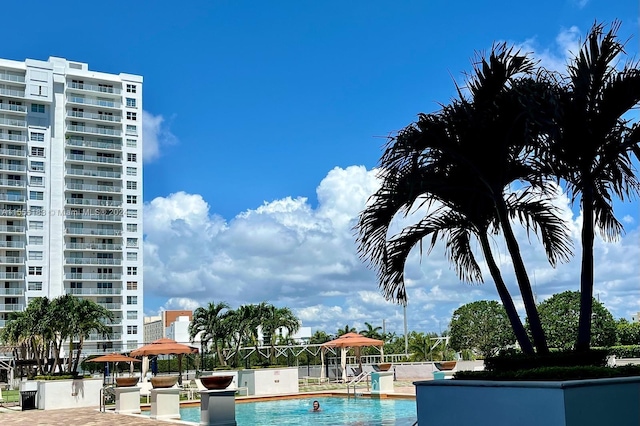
<box><xmin>311</xmin><ymin>400</ymin><xmax>321</xmax><ymax>412</ymax></box>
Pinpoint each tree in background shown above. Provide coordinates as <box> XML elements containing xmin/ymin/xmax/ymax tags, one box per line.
<box><xmin>535</xmin><ymin>291</ymin><xmax>617</xmax><ymax>350</ymax></box>
<box><xmin>359</xmin><ymin>322</ymin><xmax>383</xmax><ymax>340</ymax></box>
<box><xmin>449</xmin><ymin>301</ymin><xmax>516</xmax><ymax>358</ymax></box>
<box><xmin>615</xmin><ymin>319</ymin><xmax>640</xmax><ymax>346</ymax></box>
<box><xmin>337</xmin><ymin>324</ymin><xmax>356</xmax><ymax>336</ymax></box>
<box><xmin>189</xmin><ymin>301</ymin><xmax>231</xmax><ymax>367</ymax></box>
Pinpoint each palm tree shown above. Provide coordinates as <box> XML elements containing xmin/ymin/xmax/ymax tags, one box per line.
<box><xmin>357</xmin><ymin>44</ymin><xmax>573</xmax><ymax>354</ymax></box>
<box><xmin>337</xmin><ymin>324</ymin><xmax>356</xmax><ymax>336</ymax></box>
<box><xmin>259</xmin><ymin>304</ymin><xmax>301</xmax><ymax>363</ymax></box>
<box><xmin>189</xmin><ymin>301</ymin><xmax>230</xmax><ymax>368</ymax></box>
<box><xmin>69</xmin><ymin>298</ymin><xmax>114</xmax><ymax>373</ymax></box>
<box><xmin>359</xmin><ymin>322</ymin><xmax>383</xmax><ymax>340</ymax></box>
<box><xmin>543</xmin><ymin>21</ymin><xmax>640</xmax><ymax>351</ymax></box>
<box><xmin>223</xmin><ymin>305</ymin><xmax>258</xmax><ymax>367</ymax></box>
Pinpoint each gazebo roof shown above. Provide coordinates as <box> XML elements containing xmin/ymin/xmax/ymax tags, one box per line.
<box><xmin>322</xmin><ymin>332</ymin><xmax>384</xmax><ymax>348</ymax></box>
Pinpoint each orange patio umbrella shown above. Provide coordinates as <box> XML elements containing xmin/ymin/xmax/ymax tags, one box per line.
<box><xmin>130</xmin><ymin>338</ymin><xmax>198</xmax><ymax>385</ymax></box>
<box><xmin>321</xmin><ymin>333</ymin><xmax>385</xmax><ymax>382</ymax></box>
<box><xmin>89</xmin><ymin>353</ymin><xmax>140</xmax><ymax>382</ymax></box>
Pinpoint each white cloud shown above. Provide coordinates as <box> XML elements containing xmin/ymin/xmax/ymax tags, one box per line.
<box><xmin>143</xmin><ymin>165</ymin><xmax>640</xmax><ymax>336</ymax></box>
<box><xmin>516</xmin><ymin>26</ymin><xmax>582</xmax><ymax>72</ymax></box>
<box><xmin>142</xmin><ymin>110</ymin><xmax>178</xmax><ymax>163</ymax></box>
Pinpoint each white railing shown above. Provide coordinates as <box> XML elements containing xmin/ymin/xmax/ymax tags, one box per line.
<box><xmin>0</xmin><ymin>103</ymin><xmax>27</xmax><ymax>113</ymax></box>
<box><xmin>66</xmin><ymin>243</ymin><xmax>122</xmax><ymax>250</ymax></box>
<box><xmin>65</xmin><ymin>228</ymin><xmax>121</xmax><ymax>236</ymax></box>
<box><xmin>0</xmin><ymin>178</ymin><xmax>25</xmax><ymax>187</ymax></box>
<box><xmin>0</xmin><ymin>72</ymin><xmax>25</xmax><ymax>83</ymax></box>
<box><xmin>67</xmin><ymin>81</ymin><xmax>121</xmax><ymax>95</ymax></box>
<box><xmin>65</xmin><ymin>273</ymin><xmax>122</xmax><ymax>280</ymax></box>
<box><xmin>0</xmin><ymin>256</ymin><xmax>25</xmax><ymax>263</ymax></box>
<box><xmin>0</xmin><ymin>147</ymin><xmax>26</xmax><ymax>156</ymax></box>
<box><xmin>66</xmin><ymin>168</ymin><xmax>121</xmax><ymax>179</ymax></box>
<box><xmin>67</xmin><ymin>110</ymin><xmax>122</xmax><ymax>122</ymax></box>
<box><xmin>66</xmin><ymin>153</ymin><xmax>121</xmax><ymax>164</ymax></box>
<box><xmin>67</xmin><ymin>96</ymin><xmax>121</xmax><ymax>109</ymax></box>
<box><xmin>0</xmin><ymin>163</ymin><xmax>26</xmax><ymax>172</ymax></box>
<box><xmin>65</xmin><ymin>258</ymin><xmax>122</xmax><ymax>265</ymax></box>
<box><xmin>0</xmin><ymin>133</ymin><xmax>26</xmax><ymax>142</ymax></box>
<box><xmin>0</xmin><ymin>87</ymin><xmax>25</xmax><ymax>97</ymax></box>
<box><xmin>65</xmin><ymin>183</ymin><xmax>121</xmax><ymax>193</ymax></box>
<box><xmin>66</xmin><ymin>287</ymin><xmax>122</xmax><ymax>295</ymax></box>
<box><xmin>66</xmin><ymin>198</ymin><xmax>122</xmax><ymax>207</ymax></box>
<box><xmin>66</xmin><ymin>138</ymin><xmax>122</xmax><ymax>150</ymax></box>
<box><xmin>66</xmin><ymin>125</ymin><xmax>121</xmax><ymax>137</ymax></box>
<box><xmin>0</xmin><ymin>117</ymin><xmax>26</xmax><ymax>127</ymax></box>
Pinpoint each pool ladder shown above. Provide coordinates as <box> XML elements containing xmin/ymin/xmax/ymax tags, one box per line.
<box><xmin>346</xmin><ymin>371</ymin><xmax>370</xmax><ymax>397</ymax></box>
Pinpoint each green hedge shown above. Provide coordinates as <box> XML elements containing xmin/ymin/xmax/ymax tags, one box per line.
<box><xmin>606</xmin><ymin>345</ymin><xmax>640</xmax><ymax>358</ymax></box>
<box><xmin>484</xmin><ymin>349</ymin><xmax>609</xmax><ymax>372</ymax></box>
<box><xmin>454</xmin><ymin>365</ymin><xmax>640</xmax><ymax>381</ymax></box>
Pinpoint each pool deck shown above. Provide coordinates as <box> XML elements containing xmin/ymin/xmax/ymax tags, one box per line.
<box><xmin>0</xmin><ymin>380</ymin><xmax>418</xmax><ymax>425</ymax></box>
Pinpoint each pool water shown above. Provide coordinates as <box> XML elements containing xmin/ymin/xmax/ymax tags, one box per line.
<box><xmin>179</xmin><ymin>397</ymin><xmax>417</xmax><ymax>425</ymax></box>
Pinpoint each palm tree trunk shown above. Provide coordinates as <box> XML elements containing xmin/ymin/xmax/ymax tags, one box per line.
<box><xmin>496</xmin><ymin>201</ymin><xmax>549</xmax><ymax>354</ymax></box>
<box><xmin>479</xmin><ymin>233</ymin><xmax>535</xmax><ymax>354</ymax></box>
<box><xmin>576</xmin><ymin>187</ymin><xmax>595</xmax><ymax>352</ymax></box>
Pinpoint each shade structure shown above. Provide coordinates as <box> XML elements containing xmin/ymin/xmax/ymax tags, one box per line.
<box><xmin>130</xmin><ymin>338</ymin><xmax>198</xmax><ymax>385</ymax></box>
<box><xmin>90</xmin><ymin>353</ymin><xmax>141</xmax><ymax>363</ymax></box>
<box><xmin>321</xmin><ymin>333</ymin><xmax>385</xmax><ymax>382</ymax></box>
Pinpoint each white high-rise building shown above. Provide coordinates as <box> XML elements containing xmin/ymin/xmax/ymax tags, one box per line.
<box><xmin>0</xmin><ymin>57</ymin><xmax>143</xmax><ymax>354</ymax></box>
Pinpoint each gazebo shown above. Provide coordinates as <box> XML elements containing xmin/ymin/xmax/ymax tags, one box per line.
<box><xmin>130</xmin><ymin>338</ymin><xmax>198</xmax><ymax>385</ymax></box>
<box><xmin>321</xmin><ymin>333</ymin><xmax>384</xmax><ymax>382</ymax></box>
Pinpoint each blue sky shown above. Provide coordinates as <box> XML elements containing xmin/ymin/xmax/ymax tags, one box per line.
<box><xmin>3</xmin><ymin>1</ymin><xmax>639</xmax><ymax>337</ymax></box>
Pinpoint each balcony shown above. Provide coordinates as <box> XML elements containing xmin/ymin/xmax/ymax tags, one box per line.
<box><xmin>66</xmin><ymin>258</ymin><xmax>122</xmax><ymax>265</ymax></box>
<box><xmin>0</xmin><ymin>256</ymin><xmax>25</xmax><ymax>263</ymax></box>
<box><xmin>0</xmin><ymin>272</ymin><xmax>24</xmax><ymax>279</ymax></box>
<box><xmin>0</xmin><ymin>178</ymin><xmax>25</xmax><ymax>187</ymax></box>
<box><xmin>0</xmin><ymin>117</ymin><xmax>27</xmax><ymax>128</ymax></box>
<box><xmin>0</xmin><ymin>147</ymin><xmax>26</xmax><ymax>157</ymax></box>
<box><xmin>66</xmin><ymin>137</ymin><xmax>122</xmax><ymax>151</ymax></box>
<box><xmin>0</xmin><ymin>87</ymin><xmax>25</xmax><ymax>98</ymax></box>
<box><xmin>66</xmin><ymin>243</ymin><xmax>122</xmax><ymax>251</ymax></box>
<box><xmin>66</xmin><ymin>287</ymin><xmax>122</xmax><ymax>295</ymax></box>
<box><xmin>66</xmin><ymin>214</ymin><xmax>122</xmax><ymax>222</ymax></box>
<box><xmin>0</xmin><ymin>287</ymin><xmax>24</xmax><ymax>296</ymax></box>
<box><xmin>0</xmin><ymin>193</ymin><xmax>25</xmax><ymax>202</ymax></box>
<box><xmin>0</xmin><ymin>225</ymin><xmax>25</xmax><ymax>233</ymax></box>
<box><xmin>86</xmin><ymin>332</ymin><xmax>122</xmax><ymax>341</ymax></box>
<box><xmin>0</xmin><ymin>209</ymin><xmax>29</xmax><ymax>218</ymax></box>
<box><xmin>0</xmin><ymin>304</ymin><xmax>24</xmax><ymax>311</ymax></box>
<box><xmin>0</xmin><ymin>133</ymin><xmax>26</xmax><ymax>142</ymax></box>
<box><xmin>65</xmin><ymin>273</ymin><xmax>122</xmax><ymax>280</ymax></box>
<box><xmin>66</xmin><ymin>153</ymin><xmax>122</xmax><ymax>164</ymax></box>
<box><xmin>67</xmin><ymin>81</ymin><xmax>121</xmax><ymax>95</ymax></box>
<box><xmin>65</xmin><ymin>183</ymin><xmax>122</xmax><ymax>193</ymax></box>
<box><xmin>66</xmin><ymin>124</ymin><xmax>121</xmax><ymax>137</ymax></box>
<box><xmin>65</xmin><ymin>227</ymin><xmax>121</xmax><ymax>236</ymax></box>
<box><xmin>0</xmin><ymin>240</ymin><xmax>25</xmax><ymax>248</ymax></box>
<box><xmin>96</xmin><ymin>302</ymin><xmax>122</xmax><ymax>310</ymax></box>
<box><xmin>0</xmin><ymin>163</ymin><xmax>26</xmax><ymax>172</ymax></box>
<box><xmin>67</xmin><ymin>110</ymin><xmax>122</xmax><ymax>123</ymax></box>
<box><xmin>67</xmin><ymin>96</ymin><xmax>121</xmax><ymax>109</ymax></box>
<box><xmin>66</xmin><ymin>198</ymin><xmax>122</xmax><ymax>207</ymax></box>
<box><xmin>0</xmin><ymin>72</ymin><xmax>25</xmax><ymax>83</ymax></box>
<box><xmin>66</xmin><ymin>168</ymin><xmax>121</xmax><ymax>179</ymax></box>
<box><xmin>0</xmin><ymin>103</ymin><xmax>27</xmax><ymax>113</ymax></box>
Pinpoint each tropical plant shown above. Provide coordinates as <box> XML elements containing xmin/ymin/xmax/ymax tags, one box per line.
<box><xmin>449</xmin><ymin>300</ymin><xmax>516</xmax><ymax>358</ymax></box>
<box><xmin>616</xmin><ymin>319</ymin><xmax>640</xmax><ymax>346</ymax></box>
<box><xmin>356</xmin><ymin>44</ymin><xmax>572</xmax><ymax>355</ymax></box>
<box><xmin>534</xmin><ymin>291</ymin><xmax>617</xmax><ymax>350</ymax></box>
<box><xmin>189</xmin><ymin>301</ymin><xmax>231</xmax><ymax>367</ymax></box>
<box><xmin>259</xmin><ymin>304</ymin><xmax>300</xmax><ymax>363</ymax></box>
<box><xmin>541</xmin><ymin>21</ymin><xmax>640</xmax><ymax>351</ymax></box>
<box><xmin>359</xmin><ymin>322</ymin><xmax>383</xmax><ymax>340</ymax></box>
<box><xmin>337</xmin><ymin>324</ymin><xmax>356</xmax><ymax>336</ymax></box>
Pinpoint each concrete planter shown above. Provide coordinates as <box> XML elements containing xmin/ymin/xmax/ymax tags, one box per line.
<box><xmin>237</xmin><ymin>367</ymin><xmax>298</xmax><ymax>396</ymax></box>
<box><xmin>30</xmin><ymin>378</ymin><xmax>103</xmax><ymax>410</ymax></box>
<box><xmin>414</xmin><ymin>376</ymin><xmax>640</xmax><ymax>426</ymax></box>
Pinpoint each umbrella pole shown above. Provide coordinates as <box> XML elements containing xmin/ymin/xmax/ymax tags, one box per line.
<box><xmin>178</xmin><ymin>354</ymin><xmax>183</xmax><ymax>386</ymax></box>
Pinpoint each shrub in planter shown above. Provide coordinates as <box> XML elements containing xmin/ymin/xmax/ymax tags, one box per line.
<box><xmin>484</xmin><ymin>348</ymin><xmax>609</xmax><ymax>372</ymax></box>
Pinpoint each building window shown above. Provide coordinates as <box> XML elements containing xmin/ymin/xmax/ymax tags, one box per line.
<box><xmin>28</xmin><ymin>266</ymin><xmax>43</xmax><ymax>275</ymax></box>
<box><xmin>30</xmin><ymin>161</ymin><xmax>44</xmax><ymax>172</ymax></box>
<box><xmin>126</xmin><ymin>111</ymin><xmax>137</xmax><ymax>121</ymax></box>
<box><xmin>31</xmin><ymin>104</ymin><xmax>45</xmax><ymax>113</ymax></box>
<box><xmin>30</xmin><ymin>132</ymin><xmax>45</xmax><ymax>142</ymax></box>
<box><xmin>30</xmin><ymin>176</ymin><xmax>44</xmax><ymax>186</ymax></box>
<box><xmin>126</xmin><ymin>181</ymin><xmax>137</xmax><ymax>190</ymax></box>
<box><xmin>126</xmin><ymin>84</ymin><xmax>137</xmax><ymax>93</ymax></box>
<box><xmin>126</xmin><ymin>98</ymin><xmax>137</xmax><ymax>108</ymax></box>
<box><xmin>28</xmin><ymin>281</ymin><xmax>43</xmax><ymax>291</ymax></box>
<box><xmin>126</xmin><ymin>238</ymin><xmax>138</xmax><ymax>248</ymax></box>
<box><xmin>126</xmin><ymin>195</ymin><xmax>137</xmax><ymax>204</ymax></box>
<box><xmin>126</xmin><ymin>125</ymin><xmax>137</xmax><ymax>135</ymax></box>
<box><xmin>30</xmin><ymin>206</ymin><xmax>44</xmax><ymax>216</ymax></box>
<box><xmin>126</xmin><ymin>224</ymin><xmax>137</xmax><ymax>232</ymax></box>
<box><xmin>31</xmin><ymin>147</ymin><xmax>45</xmax><ymax>157</ymax></box>
<box><xmin>127</xmin><ymin>153</ymin><xmax>137</xmax><ymax>162</ymax></box>
<box><xmin>126</xmin><ymin>295</ymin><xmax>138</xmax><ymax>305</ymax></box>
<box><xmin>127</xmin><ymin>281</ymin><xmax>138</xmax><ymax>290</ymax></box>
<box><xmin>126</xmin><ymin>209</ymin><xmax>137</xmax><ymax>218</ymax></box>
<box><xmin>126</xmin><ymin>167</ymin><xmax>137</xmax><ymax>176</ymax></box>
<box><xmin>126</xmin><ymin>139</ymin><xmax>137</xmax><ymax>148</ymax></box>
<box><xmin>29</xmin><ymin>221</ymin><xmax>44</xmax><ymax>230</ymax></box>
<box><xmin>127</xmin><ymin>310</ymin><xmax>138</xmax><ymax>320</ymax></box>
<box><xmin>28</xmin><ymin>251</ymin><xmax>43</xmax><ymax>260</ymax></box>
<box><xmin>127</xmin><ymin>252</ymin><xmax>137</xmax><ymax>261</ymax></box>
<box><xmin>127</xmin><ymin>266</ymin><xmax>137</xmax><ymax>275</ymax></box>
<box><xmin>127</xmin><ymin>325</ymin><xmax>138</xmax><ymax>334</ymax></box>
<box><xmin>29</xmin><ymin>191</ymin><xmax>44</xmax><ymax>200</ymax></box>
<box><xmin>29</xmin><ymin>236</ymin><xmax>43</xmax><ymax>245</ymax></box>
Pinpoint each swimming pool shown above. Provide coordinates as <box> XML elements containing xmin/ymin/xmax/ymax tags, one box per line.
<box><xmin>168</xmin><ymin>397</ymin><xmax>417</xmax><ymax>425</ymax></box>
